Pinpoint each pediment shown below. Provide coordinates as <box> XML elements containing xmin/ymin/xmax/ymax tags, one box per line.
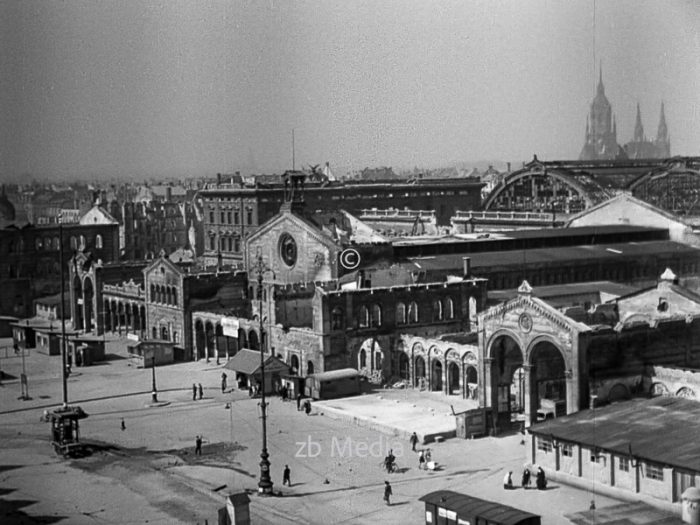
<box><xmin>481</xmin><ymin>294</ymin><xmax>588</xmax><ymax>336</ymax></box>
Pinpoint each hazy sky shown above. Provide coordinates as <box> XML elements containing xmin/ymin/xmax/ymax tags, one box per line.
<box><xmin>2</xmin><ymin>0</ymin><xmax>699</xmax><ymax>180</ymax></box>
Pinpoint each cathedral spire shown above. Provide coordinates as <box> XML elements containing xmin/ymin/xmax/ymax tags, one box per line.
<box><xmin>633</xmin><ymin>103</ymin><xmax>645</xmax><ymax>142</ymax></box>
<box><xmin>657</xmin><ymin>101</ymin><xmax>668</xmax><ymax>142</ymax></box>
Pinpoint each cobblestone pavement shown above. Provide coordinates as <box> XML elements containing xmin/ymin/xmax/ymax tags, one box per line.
<box><xmin>0</xmin><ymin>336</ymin><xmax>627</xmax><ymax>524</ymax></box>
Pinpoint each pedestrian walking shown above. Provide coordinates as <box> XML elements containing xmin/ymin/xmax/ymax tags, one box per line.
<box><xmin>536</xmin><ymin>467</ymin><xmax>547</xmax><ymax>490</ymax></box>
<box><xmin>503</xmin><ymin>471</ymin><xmax>514</xmax><ymax>490</ymax></box>
<box><xmin>304</xmin><ymin>400</ymin><xmax>311</xmax><ymax>415</ymax></box>
<box><xmin>296</xmin><ymin>393</ymin><xmax>302</xmax><ymax>411</ymax></box>
<box><xmin>192</xmin><ymin>383</ymin><xmax>197</xmax><ymax>401</ymax></box>
<box><xmin>221</xmin><ymin>373</ymin><xmax>227</xmax><ymax>393</ymax></box>
<box><xmin>198</xmin><ymin>383</ymin><xmax>204</xmax><ymax>400</ymax></box>
<box><xmin>120</xmin><ymin>418</ymin><xmax>126</xmax><ymax>431</ymax></box>
<box><xmin>521</xmin><ymin>468</ymin><xmax>531</xmax><ymax>489</ymax></box>
<box><xmin>410</xmin><ymin>432</ymin><xmax>418</xmax><ymax>452</ymax></box>
<box><xmin>383</xmin><ymin>481</ymin><xmax>392</xmax><ymax>505</ymax></box>
<box><xmin>283</xmin><ymin>465</ymin><xmax>291</xmax><ymax>486</ymax></box>
<box><xmin>418</xmin><ymin>450</ymin><xmax>426</xmax><ymax>470</ymax></box>
<box><xmin>195</xmin><ymin>435</ymin><xmax>202</xmax><ymax>455</ymax></box>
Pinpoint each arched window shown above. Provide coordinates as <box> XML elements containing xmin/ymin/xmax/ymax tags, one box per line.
<box><xmin>445</xmin><ymin>297</ymin><xmax>455</xmax><ymax>319</ymax></box>
<box><xmin>358</xmin><ymin>305</ymin><xmax>370</xmax><ymax>328</ymax></box>
<box><xmin>408</xmin><ymin>301</ymin><xmax>419</xmax><ymax>323</ymax></box>
<box><xmin>44</xmin><ymin>237</ymin><xmax>51</xmax><ymax>250</ymax></box>
<box><xmin>150</xmin><ymin>284</ymin><xmax>155</xmax><ymax>302</ymax></box>
<box><xmin>371</xmin><ymin>304</ymin><xmax>382</xmax><ymax>327</ymax></box>
<box><xmin>53</xmin><ymin>237</ymin><xmax>60</xmax><ymax>250</ymax></box>
<box><xmin>172</xmin><ymin>288</ymin><xmax>177</xmax><ymax>306</ymax></box>
<box><xmin>307</xmin><ymin>361</ymin><xmax>314</xmax><ymax>375</ymax></box>
<box><xmin>35</xmin><ymin>238</ymin><xmax>42</xmax><ymax>250</ymax></box>
<box><xmin>152</xmin><ymin>326</ymin><xmax>157</xmax><ymax>339</ymax></box>
<box><xmin>396</xmin><ymin>302</ymin><xmax>407</xmax><ymax>325</ymax></box>
<box><xmin>359</xmin><ymin>348</ymin><xmax>367</xmax><ymax>368</ymax></box>
<box><xmin>79</xmin><ymin>235</ymin><xmax>86</xmax><ymax>249</ymax></box>
<box><xmin>331</xmin><ymin>307</ymin><xmax>344</xmax><ymax>330</ymax></box>
<box><xmin>434</xmin><ymin>299</ymin><xmax>444</xmax><ymax>321</ymax></box>
<box><xmin>95</xmin><ymin>234</ymin><xmax>103</xmax><ymax>249</ymax></box>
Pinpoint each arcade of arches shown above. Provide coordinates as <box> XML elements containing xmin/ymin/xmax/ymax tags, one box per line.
<box><xmin>192</xmin><ymin>313</ymin><xmax>261</xmax><ymax>363</ymax></box>
<box><xmin>393</xmin><ymin>336</ymin><xmax>479</xmax><ymax>400</ymax></box>
<box><xmin>484</xmin><ymin>332</ymin><xmax>573</xmax><ymax>427</ymax></box>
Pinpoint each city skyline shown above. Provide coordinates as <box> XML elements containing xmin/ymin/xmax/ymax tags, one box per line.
<box><xmin>2</xmin><ymin>0</ymin><xmax>699</xmax><ymax>180</ymax></box>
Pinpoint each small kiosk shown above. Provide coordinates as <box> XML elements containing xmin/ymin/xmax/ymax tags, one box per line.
<box><xmin>67</xmin><ymin>335</ymin><xmax>106</xmax><ymax>366</ymax></box>
<box><xmin>224</xmin><ymin>349</ymin><xmax>290</xmax><ymax>394</ymax></box>
<box><xmin>419</xmin><ymin>490</ymin><xmax>541</xmax><ymax>525</ymax></box>
<box><xmin>49</xmin><ymin>405</ymin><xmax>89</xmax><ymax>457</ymax></box>
<box><xmin>305</xmin><ymin>368</ymin><xmax>361</xmax><ymax>400</ymax></box>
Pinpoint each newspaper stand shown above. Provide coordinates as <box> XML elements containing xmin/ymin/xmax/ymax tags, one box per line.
<box><xmin>49</xmin><ymin>406</ymin><xmax>88</xmax><ymax>457</ymax></box>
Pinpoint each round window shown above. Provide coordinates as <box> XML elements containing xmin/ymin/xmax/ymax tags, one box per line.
<box><xmin>279</xmin><ymin>233</ymin><xmax>297</xmax><ymax>267</ymax></box>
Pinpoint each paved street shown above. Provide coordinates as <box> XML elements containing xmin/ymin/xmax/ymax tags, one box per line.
<box><xmin>0</xmin><ymin>336</ymin><xmax>624</xmax><ymax>524</ymax></box>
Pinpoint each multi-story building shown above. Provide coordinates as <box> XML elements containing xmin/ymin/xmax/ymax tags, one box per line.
<box><xmin>109</xmin><ymin>199</ymin><xmax>201</xmax><ymax>260</ymax></box>
<box><xmin>0</xmin><ymin>204</ymin><xmax>120</xmax><ymax>317</ymax></box>
<box><xmin>197</xmin><ymin>170</ymin><xmax>483</xmax><ymax>267</ymax></box>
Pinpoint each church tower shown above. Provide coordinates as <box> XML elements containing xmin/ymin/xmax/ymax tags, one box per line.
<box><xmin>579</xmin><ymin>67</ymin><xmax>623</xmax><ymax>160</ymax></box>
<box><xmin>655</xmin><ymin>102</ymin><xmax>670</xmax><ymax>156</ymax></box>
<box><xmin>633</xmin><ymin>103</ymin><xmax>645</xmax><ymax>142</ymax></box>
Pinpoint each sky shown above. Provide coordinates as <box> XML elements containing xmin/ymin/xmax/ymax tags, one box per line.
<box><xmin>1</xmin><ymin>0</ymin><xmax>699</xmax><ymax>181</ymax></box>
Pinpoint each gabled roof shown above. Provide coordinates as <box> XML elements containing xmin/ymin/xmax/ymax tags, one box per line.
<box><xmin>247</xmin><ymin>209</ymin><xmax>340</xmax><ymax>252</ymax></box>
<box><xmin>419</xmin><ymin>490</ymin><xmax>540</xmax><ymax>524</ymax></box>
<box><xmin>79</xmin><ymin>205</ymin><xmax>119</xmax><ymax>225</ymax></box>
<box><xmin>566</xmin><ymin>192</ymin><xmax>694</xmax><ymax>227</ymax></box>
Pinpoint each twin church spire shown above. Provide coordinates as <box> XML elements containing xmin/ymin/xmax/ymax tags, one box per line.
<box><xmin>580</xmin><ymin>66</ymin><xmax>670</xmax><ymax>160</ymax></box>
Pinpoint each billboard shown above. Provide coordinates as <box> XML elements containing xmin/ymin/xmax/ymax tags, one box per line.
<box><xmin>222</xmin><ymin>317</ymin><xmax>240</xmax><ymax>338</ymax></box>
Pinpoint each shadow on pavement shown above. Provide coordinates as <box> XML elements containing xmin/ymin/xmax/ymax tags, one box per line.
<box><xmin>0</xmin><ymin>496</ymin><xmax>67</xmax><ymax>524</ymax></box>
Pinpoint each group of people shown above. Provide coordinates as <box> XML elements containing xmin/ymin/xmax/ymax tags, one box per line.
<box><xmin>503</xmin><ymin>467</ymin><xmax>547</xmax><ymax>490</ymax></box>
<box><xmin>192</xmin><ymin>383</ymin><xmax>204</xmax><ymax>400</ymax></box>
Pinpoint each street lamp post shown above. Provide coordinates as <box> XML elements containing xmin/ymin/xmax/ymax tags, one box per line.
<box><xmin>253</xmin><ymin>255</ymin><xmax>273</xmax><ymax>495</ymax></box>
<box><xmin>58</xmin><ymin>212</ymin><xmax>69</xmax><ymax>408</ymax></box>
<box><xmin>151</xmin><ymin>354</ymin><xmax>158</xmax><ymax>403</ymax></box>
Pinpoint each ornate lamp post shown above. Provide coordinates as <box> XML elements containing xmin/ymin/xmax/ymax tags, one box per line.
<box><xmin>252</xmin><ymin>254</ymin><xmax>273</xmax><ymax>495</ymax></box>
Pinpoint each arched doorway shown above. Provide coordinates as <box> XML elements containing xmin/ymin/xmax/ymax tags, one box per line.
<box><xmin>465</xmin><ymin>365</ymin><xmax>478</xmax><ymax>399</ymax></box>
<box><xmin>307</xmin><ymin>361</ymin><xmax>314</xmax><ymax>375</ymax></box>
<box><xmin>398</xmin><ymin>353</ymin><xmax>409</xmax><ymax>380</ymax></box>
<box><xmin>237</xmin><ymin>328</ymin><xmax>247</xmax><ymax>349</ymax></box>
<box><xmin>489</xmin><ymin>334</ymin><xmax>524</xmax><ymax>427</ymax></box>
<box><xmin>248</xmin><ymin>330</ymin><xmax>259</xmax><ymax>350</ymax></box>
<box><xmin>290</xmin><ymin>354</ymin><xmax>300</xmax><ymax>375</ymax></box>
<box><xmin>205</xmin><ymin>322</ymin><xmax>215</xmax><ymax>360</ymax></box>
<box><xmin>415</xmin><ymin>356</ymin><xmax>426</xmax><ymax>388</ymax></box>
<box><xmin>359</xmin><ymin>348</ymin><xmax>367</xmax><ymax>369</ymax></box>
<box><xmin>529</xmin><ymin>340</ymin><xmax>567</xmax><ymax>421</ymax></box>
<box><xmin>447</xmin><ymin>362</ymin><xmax>460</xmax><ymax>395</ymax></box>
<box><xmin>194</xmin><ymin>320</ymin><xmax>205</xmax><ymax>360</ymax></box>
<box><xmin>431</xmin><ymin>360</ymin><xmax>443</xmax><ymax>392</ymax></box>
<box><xmin>72</xmin><ymin>275</ymin><xmax>83</xmax><ymax>331</ymax></box>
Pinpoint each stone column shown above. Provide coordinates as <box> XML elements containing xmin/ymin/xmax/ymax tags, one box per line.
<box><xmin>213</xmin><ymin>331</ymin><xmax>219</xmax><ymax>365</ymax></box>
<box><xmin>565</xmin><ymin>368</ymin><xmax>575</xmax><ymax>416</ymax></box>
<box><xmin>522</xmin><ymin>364</ymin><xmax>534</xmax><ymax>426</ymax></box>
<box><xmin>442</xmin><ymin>359</ymin><xmax>448</xmax><ymax>395</ymax></box>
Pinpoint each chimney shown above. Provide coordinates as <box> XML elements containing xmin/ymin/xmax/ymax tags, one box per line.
<box><xmin>217</xmin><ymin>173</ymin><xmax>222</xmax><ymax>187</ymax></box>
<box><xmin>506</xmin><ymin>162</ymin><xmax>511</xmax><ymax>172</ymax></box>
<box><xmin>462</xmin><ymin>257</ymin><xmax>471</xmax><ymax>277</ymax></box>
<box><xmin>166</xmin><ymin>186</ymin><xmax>172</xmax><ymax>202</ymax></box>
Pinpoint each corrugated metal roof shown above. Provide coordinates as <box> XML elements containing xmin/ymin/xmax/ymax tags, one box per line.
<box><xmin>530</xmin><ymin>397</ymin><xmax>700</xmax><ymax>471</ymax></box>
<box><xmin>406</xmin><ymin>241</ymin><xmax>699</xmax><ymax>272</ymax></box>
<box><xmin>419</xmin><ymin>490</ymin><xmax>540</xmax><ymax>524</ymax></box>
